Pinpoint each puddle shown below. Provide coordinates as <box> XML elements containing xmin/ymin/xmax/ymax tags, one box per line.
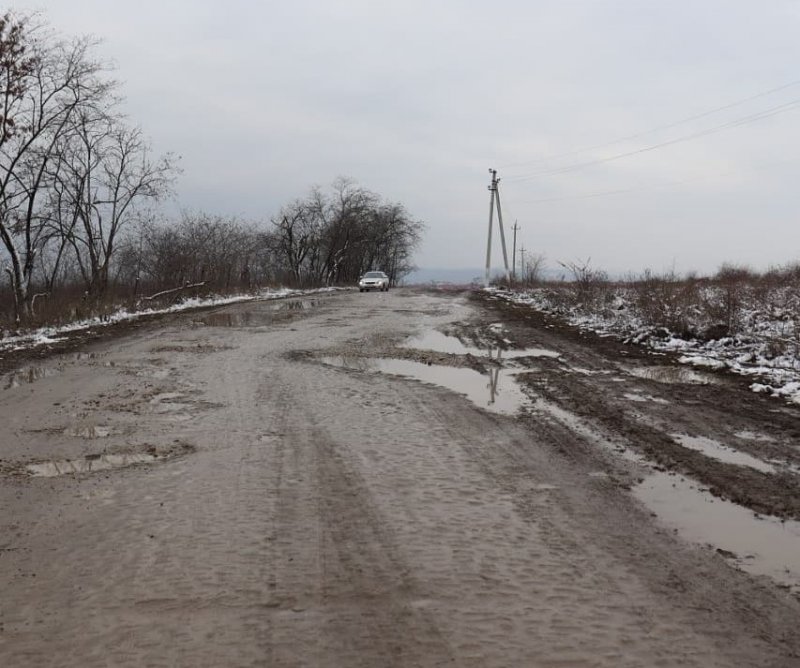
<box><xmin>402</xmin><ymin>329</ymin><xmax>561</xmax><ymax>360</ymax></box>
<box><xmin>626</xmin><ymin>365</ymin><xmax>718</xmax><ymax>385</ymax></box>
<box><xmin>634</xmin><ymin>472</ymin><xmax>800</xmax><ymax>593</ymax></box>
<box><xmin>202</xmin><ymin>300</ymin><xmax>319</xmax><ymax>326</ymax></box>
<box><xmin>72</xmin><ymin>352</ymin><xmax>99</xmax><ymax>361</ymax></box>
<box><xmin>624</xmin><ymin>392</ymin><xmax>670</xmax><ymax>405</ymax></box>
<box><xmin>3</xmin><ymin>366</ymin><xmax>61</xmax><ymax>390</ymax></box>
<box><xmin>671</xmin><ymin>434</ymin><xmax>775</xmax><ymax>474</ymax></box>
<box><xmin>569</xmin><ymin>367</ymin><xmax>612</xmax><ymax>376</ymax></box>
<box><xmin>735</xmin><ymin>430</ymin><xmax>776</xmax><ymax>443</ymax></box>
<box><xmin>323</xmin><ymin>356</ymin><xmax>528</xmax><ymax>415</ymax></box>
<box><xmin>149</xmin><ymin>392</ymin><xmax>192</xmax><ymax>413</ymax></box>
<box><xmin>27</xmin><ymin>452</ymin><xmax>161</xmax><ymax>477</ymax></box>
<box><xmin>402</xmin><ymin>330</ymin><xmax>480</xmax><ymax>355</ymax></box>
<box><xmin>64</xmin><ymin>424</ymin><xmax>113</xmax><ymax>439</ymax></box>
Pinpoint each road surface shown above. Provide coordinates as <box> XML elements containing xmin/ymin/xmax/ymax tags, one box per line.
<box><xmin>1</xmin><ymin>288</ymin><xmax>799</xmax><ymax>667</ymax></box>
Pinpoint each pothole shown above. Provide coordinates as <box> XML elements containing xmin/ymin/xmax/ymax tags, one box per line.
<box><xmin>634</xmin><ymin>471</ymin><xmax>800</xmax><ymax>593</ymax></box>
<box><xmin>24</xmin><ymin>443</ymin><xmax>193</xmax><ymax>477</ymax></box>
<box><xmin>201</xmin><ymin>300</ymin><xmax>320</xmax><ymax>327</ymax></box>
<box><xmin>64</xmin><ymin>424</ymin><xmax>114</xmax><ymax>439</ymax></box>
<box><xmin>322</xmin><ymin>356</ymin><xmax>528</xmax><ymax>415</ymax></box>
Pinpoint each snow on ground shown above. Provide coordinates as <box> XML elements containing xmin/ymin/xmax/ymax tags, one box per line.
<box><xmin>0</xmin><ymin>287</ymin><xmax>342</xmax><ymax>354</ymax></box>
<box><xmin>496</xmin><ymin>287</ymin><xmax>800</xmax><ymax>404</ymax></box>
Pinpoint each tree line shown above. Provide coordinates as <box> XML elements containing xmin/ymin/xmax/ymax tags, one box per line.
<box><xmin>0</xmin><ymin>13</ymin><xmax>423</xmax><ymax>327</ymax></box>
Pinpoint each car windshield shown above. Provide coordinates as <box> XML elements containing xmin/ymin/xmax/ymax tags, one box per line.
<box><xmin>363</xmin><ymin>272</ymin><xmax>385</xmax><ymax>278</ymax></box>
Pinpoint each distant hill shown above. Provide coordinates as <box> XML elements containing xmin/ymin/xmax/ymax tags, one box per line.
<box><xmin>402</xmin><ymin>268</ymin><xmax>484</xmax><ymax>285</ymax></box>
<box><xmin>402</xmin><ymin>267</ymin><xmax>564</xmax><ymax>285</ymax></box>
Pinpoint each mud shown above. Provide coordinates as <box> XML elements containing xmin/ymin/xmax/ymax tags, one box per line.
<box><xmin>471</xmin><ymin>292</ymin><xmax>800</xmax><ymax>522</ymax></box>
<box><xmin>1</xmin><ymin>289</ymin><xmax>800</xmax><ymax>666</ymax></box>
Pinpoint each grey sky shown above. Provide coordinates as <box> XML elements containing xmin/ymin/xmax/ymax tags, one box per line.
<box><xmin>17</xmin><ymin>1</ymin><xmax>800</xmax><ymax>275</ymax></box>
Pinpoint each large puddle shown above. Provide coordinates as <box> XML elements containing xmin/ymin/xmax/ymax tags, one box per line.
<box><xmin>635</xmin><ymin>472</ymin><xmax>800</xmax><ymax>593</ymax></box>
<box><xmin>323</xmin><ymin>356</ymin><xmax>528</xmax><ymax>415</ymax></box>
<box><xmin>671</xmin><ymin>433</ymin><xmax>776</xmax><ymax>474</ymax></box>
<box><xmin>202</xmin><ymin>300</ymin><xmax>319</xmax><ymax>326</ymax></box>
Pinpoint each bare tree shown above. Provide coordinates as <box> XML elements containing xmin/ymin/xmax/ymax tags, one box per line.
<box><xmin>56</xmin><ymin>118</ymin><xmax>178</xmax><ymax>298</ymax></box>
<box><xmin>0</xmin><ymin>13</ymin><xmax>110</xmax><ymax>322</ymax></box>
<box><xmin>270</xmin><ymin>178</ymin><xmax>423</xmax><ymax>288</ymax></box>
<box><xmin>519</xmin><ymin>251</ymin><xmax>546</xmax><ymax>286</ymax></box>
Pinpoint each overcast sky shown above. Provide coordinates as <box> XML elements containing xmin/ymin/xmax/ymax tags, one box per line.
<box><xmin>16</xmin><ymin>1</ymin><xmax>800</xmax><ymax>275</ymax></box>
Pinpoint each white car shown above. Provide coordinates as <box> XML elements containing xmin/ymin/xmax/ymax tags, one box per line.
<box><xmin>358</xmin><ymin>271</ymin><xmax>390</xmax><ymax>292</ymax></box>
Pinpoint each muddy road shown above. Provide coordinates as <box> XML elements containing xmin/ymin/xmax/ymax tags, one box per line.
<box><xmin>1</xmin><ymin>288</ymin><xmax>800</xmax><ymax>667</ymax></box>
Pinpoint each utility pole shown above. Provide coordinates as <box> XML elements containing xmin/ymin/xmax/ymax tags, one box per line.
<box><xmin>484</xmin><ymin>170</ymin><xmax>496</xmax><ymax>287</ymax></box>
<box><xmin>518</xmin><ymin>244</ymin><xmax>526</xmax><ymax>284</ymax></box>
<box><xmin>511</xmin><ymin>221</ymin><xmax>520</xmax><ymax>281</ymax></box>
<box><xmin>484</xmin><ymin>169</ymin><xmax>511</xmax><ymax>287</ymax></box>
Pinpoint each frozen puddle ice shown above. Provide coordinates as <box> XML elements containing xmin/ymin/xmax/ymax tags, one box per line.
<box><xmin>27</xmin><ymin>452</ymin><xmax>162</xmax><ymax>477</ymax></box>
<box><xmin>635</xmin><ymin>472</ymin><xmax>800</xmax><ymax>593</ymax></box>
<box><xmin>671</xmin><ymin>433</ymin><xmax>775</xmax><ymax>474</ymax></box>
<box><xmin>323</xmin><ymin>356</ymin><xmax>528</xmax><ymax>415</ymax></box>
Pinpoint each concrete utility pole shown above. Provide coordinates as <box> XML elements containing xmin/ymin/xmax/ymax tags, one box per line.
<box><xmin>518</xmin><ymin>244</ymin><xmax>526</xmax><ymax>283</ymax></box>
<box><xmin>511</xmin><ymin>221</ymin><xmax>520</xmax><ymax>280</ymax></box>
<box><xmin>484</xmin><ymin>169</ymin><xmax>511</xmax><ymax>287</ymax></box>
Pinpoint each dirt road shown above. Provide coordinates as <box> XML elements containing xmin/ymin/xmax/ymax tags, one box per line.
<box><xmin>1</xmin><ymin>288</ymin><xmax>799</xmax><ymax>667</ymax></box>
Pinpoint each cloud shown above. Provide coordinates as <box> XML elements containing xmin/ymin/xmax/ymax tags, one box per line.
<box><xmin>14</xmin><ymin>0</ymin><xmax>800</xmax><ymax>273</ymax></box>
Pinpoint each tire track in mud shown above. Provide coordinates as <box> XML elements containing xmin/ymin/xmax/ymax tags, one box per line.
<box><xmin>3</xmin><ymin>289</ymin><xmax>800</xmax><ymax>666</ymax></box>
<box><xmin>293</xmin><ymin>353</ymin><xmax>785</xmax><ymax>667</ymax></box>
<box><xmin>261</xmin><ymin>367</ymin><xmax>457</xmax><ymax>666</ymax></box>
<box><xmin>426</xmin><ymin>391</ymin><xmax>800</xmax><ymax>666</ymax></box>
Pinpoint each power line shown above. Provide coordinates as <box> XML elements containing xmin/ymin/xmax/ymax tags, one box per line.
<box><xmin>505</xmin><ymin>155</ymin><xmax>800</xmax><ymax>206</ymax></box>
<box><xmin>500</xmin><ymin>78</ymin><xmax>800</xmax><ymax>172</ymax></box>
<box><xmin>504</xmin><ymin>97</ymin><xmax>800</xmax><ymax>183</ymax></box>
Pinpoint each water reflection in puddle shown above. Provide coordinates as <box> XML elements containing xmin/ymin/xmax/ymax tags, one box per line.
<box><xmin>27</xmin><ymin>452</ymin><xmax>161</xmax><ymax>477</ymax></box>
<box><xmin>671</xmin><ymin>434</ymin><xmax>776</xmax><ymax>473</ymax></box>
<box><xmin>323</xmin><ymin>356</ymin><xmax>528</xmax><ymax>415</ymax></box>
<box><xmin>626</xmin><ymin>365</ymin><xmax>718</xmax><ymax>385</ymax></box>
<box><xmin>3</xmin><ymin>366</ymin><xmax>61</xmax><ymax>390</ymax></box>
<box><xmin>202</xmin><ymin>300</ymin><xmax>319</xmax><ymax>326</ymax></box>
<box><xmin>402</xmin><ymin>329</ymin><xmax>561</xmax><ymax>360</ymax></box>
<box><xmin>635</xmin><ymin>472</ymin><xmax>800</xmax><ymax>592</ymax></box>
